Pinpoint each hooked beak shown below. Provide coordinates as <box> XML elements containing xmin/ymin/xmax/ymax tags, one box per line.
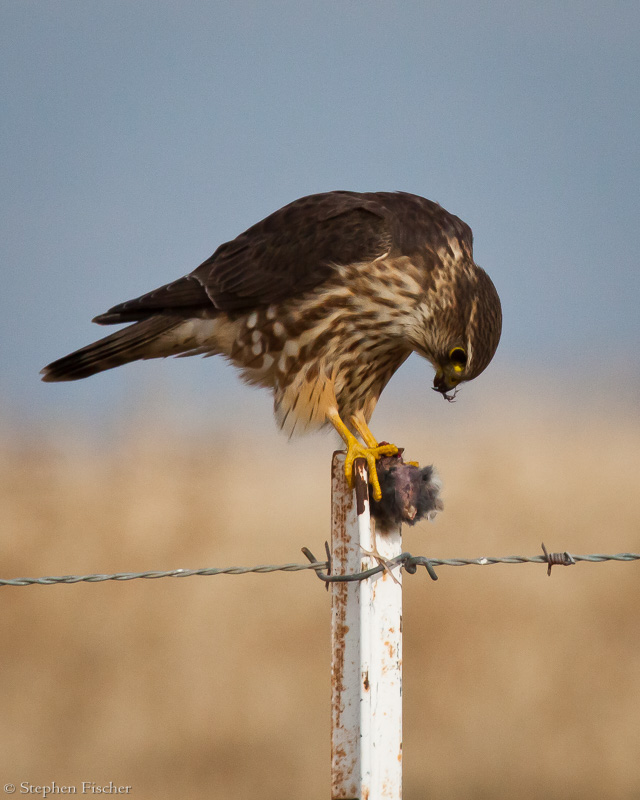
<box><xmin>432</xmin><ymin>370</ymin><xmax>459</xmax><ymax>402</ymax></box>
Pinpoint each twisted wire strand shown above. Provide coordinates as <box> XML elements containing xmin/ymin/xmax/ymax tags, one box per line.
<box><xmin>1</xmin><ymin>550</ymin><xmax>638</xmax><ymax>587</ymax></box>
<box><xmin>426</xmin><ymin>552</ymin><xmax>640</xmax><ymax>567</ymax></box>
<box><xmin>0</xmin><ymin>562</ymin><xmax>323</xmax><ymax>587</ymax></box>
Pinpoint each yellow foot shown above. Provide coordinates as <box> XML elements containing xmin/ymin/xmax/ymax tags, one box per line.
<box><xmin>327</xmin><ymin>408</ymin><xmax>399</xmax><ymax>501</ymax></box>
<box><xmin>361</xmin><ymin>544</ymin><xmax>401</xmax><ymax>585</ymax></box>
<box><xmin>345</xmin><ymin>439</ymin><xmax>398</xmax><ymax>501</ymax></box>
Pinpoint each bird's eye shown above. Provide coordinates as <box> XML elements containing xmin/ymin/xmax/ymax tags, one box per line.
<box><xmin>449</xmin><ymin>347</ymin><xmax>467</xmax><ymax>368</ymax></box>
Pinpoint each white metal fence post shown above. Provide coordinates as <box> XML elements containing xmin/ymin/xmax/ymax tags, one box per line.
<box><xmin>330</xmin><ymin>451</ymin><xmax>403</xmax><ymax>800</ymax></box>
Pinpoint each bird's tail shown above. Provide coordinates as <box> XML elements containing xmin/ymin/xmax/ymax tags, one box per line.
<box><xmin>41</xmin><ymin>316</ymin><xmax>187</xmax><ymax>382</ymax></box>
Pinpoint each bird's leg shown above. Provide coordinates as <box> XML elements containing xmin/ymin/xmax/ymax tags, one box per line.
<box><xmin>327</xmin><ymin>409</ymin><xmax>398</xmax><ymax>502</ymax></box>
<box><xmin>349</xmin><ymin>413</ymin><xmax>380</xmax><ymax>449</ymax></box>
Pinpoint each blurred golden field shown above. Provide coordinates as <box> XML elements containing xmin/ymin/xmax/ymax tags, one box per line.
<box><xmin>1</xmin><ymin>391</ymin><xmax>639</xmax><ymax>799</ymax></box>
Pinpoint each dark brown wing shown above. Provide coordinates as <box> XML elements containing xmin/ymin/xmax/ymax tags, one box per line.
<box><xmin>371</xmin><ymin>191</ymin><xmax>473</xmax><ymax>260</ymax></box>
<box><xmin>94</xmin><ymin>191</ymin><xmax>393</xmax><ymax>324</ymax></box>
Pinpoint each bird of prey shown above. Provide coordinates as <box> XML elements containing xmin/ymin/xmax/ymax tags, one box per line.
<box><xmin>42</xmin><ymin>191</ymin><xmax>502</xmax><ymax>500</ymax></box>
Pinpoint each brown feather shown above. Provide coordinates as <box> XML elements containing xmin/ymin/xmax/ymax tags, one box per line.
<box><xmin>40</xmin><ymin>316</ymin><xmax>186</xmax><ymax>382</ymax></box>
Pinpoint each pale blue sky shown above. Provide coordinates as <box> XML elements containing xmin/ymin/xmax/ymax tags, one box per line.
<box><xmin>1</xmin><ymin>1</ymin><xmax>638</xmax><ymax>430</ymax></box>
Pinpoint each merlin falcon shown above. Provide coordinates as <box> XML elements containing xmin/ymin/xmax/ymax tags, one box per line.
<box><xmin>42</xmin><ymin>191</ymin><xmax>502</xmax><ymax>500</ymax></box>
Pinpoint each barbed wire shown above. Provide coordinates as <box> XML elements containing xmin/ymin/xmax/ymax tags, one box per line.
<box><xmin>0</xmin><ymin>561</ymin><xmax>322</xmax><ymax>587</ymax></box>
<box><xmin>1</xmin><ymin>545</ymin><xmax>638</xmax><ymax>587</ymax></box>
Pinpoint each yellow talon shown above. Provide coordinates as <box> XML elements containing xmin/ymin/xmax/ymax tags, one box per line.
<box><xmin>344</xmin><ymin>439</ymin><xmax>398</xmax><ymax>501</ymax></box>
<box><xmin>327</xmin><ymin>409</ymin><xmax>398</xmax><ymax>501</ymax></box>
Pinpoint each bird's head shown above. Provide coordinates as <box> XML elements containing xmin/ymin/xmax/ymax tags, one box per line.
<box><xmin>425</xmin><ymin>265</ymin><xmax>502</xmax><ymax>401</ymax></box>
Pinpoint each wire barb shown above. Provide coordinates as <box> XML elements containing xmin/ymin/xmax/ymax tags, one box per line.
<box><xmin>541</xmin><ymin>542</ymin><xmax>576</xmax><ymax>576</ymax></box>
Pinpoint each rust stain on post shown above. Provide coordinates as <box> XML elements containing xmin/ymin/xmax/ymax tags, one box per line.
<box><xmin>354</xmin><ymin>458</ymin><xmax>368</xmax><ymax>515</ymax></box>
<box><xmin>331</xmin><ymin>451</ymin><xmax>361</xmax><ymax>799</ymax></box>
